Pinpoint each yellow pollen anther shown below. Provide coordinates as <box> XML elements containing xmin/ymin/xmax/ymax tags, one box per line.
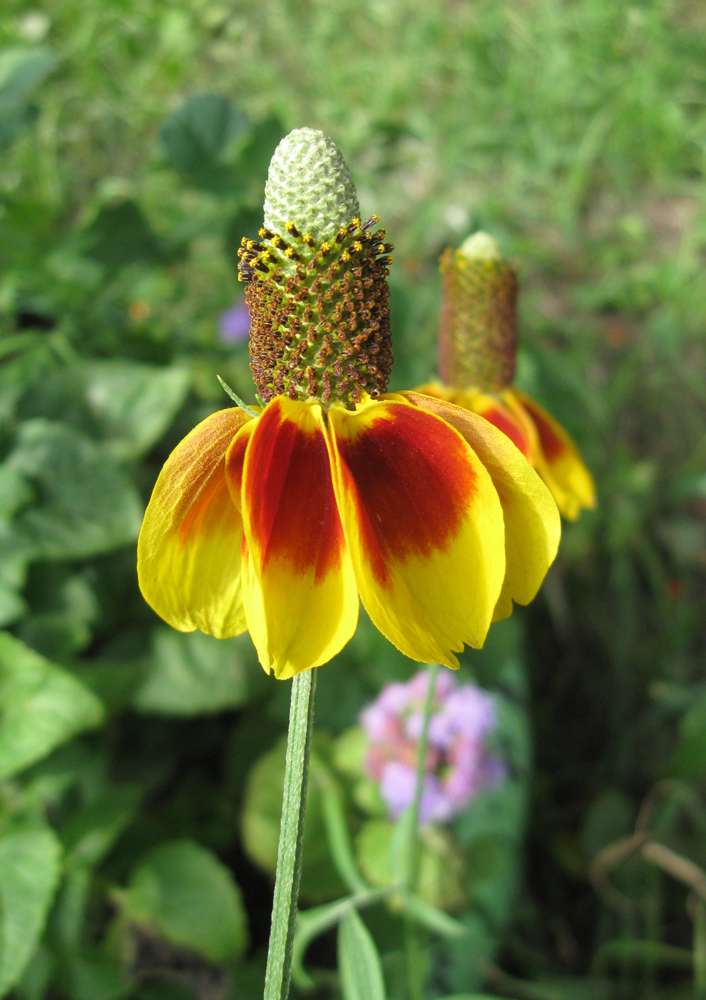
<box><xmin>303</xmin><ymin>233</ymin><xmax>314</xmax><ymax>245</ymax></box>
<box><xmin>271</xmin><ymin>235</ymin><xmax>281</xmax><ymax>247</ymax></box>
<box><xmin>372</xmin><ymin>214</ymin><xmax>379</xmax><ymax>223</ymax></box>
<box><xmin>260</xmin><ymin>250</ymin><xmax>271</xmax><ymax>261</ymax></box>
<box><xmin>246</xmin><ymin>239</ymin><xmax>255</xmax><ymax>250</ymax></box>
<box><xmin>341</xmin><ymin>250</ymin><xmax>351</xmax><ymax>262</ymax></box>
<box><xmin>352</xmin><ymin>217</ymin><xmax>361</xmax><ymax>227</ymax></box>
<box><xmin>258</xmin><ymin>228</ymin><xmax>267</xmax><ymax>238</ymax></box>
<box><xmin>377</xmin><ymin>243</ymin><xmax>385</xmax><ymax>253</ymax></box>
<box><xmin>284</xmin><ymin>247</ymin><xmax>294</xmax><ymax>258</ymax></box>
<box><xmin>353</xmin><ymin>240</ymin><xmax>363</xmax><ymax>252</ymax></box>
<box><xmin>285</xmin><ymin>221</ymin><xmax>295</xmax><ymax>231</ymax></box>
<box><xmin>321</xmin><ymin>241</ymin><xmax>332</xmax><ymax>253</ymax></box>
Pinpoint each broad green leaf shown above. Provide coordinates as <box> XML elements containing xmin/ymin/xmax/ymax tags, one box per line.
<box><xmin>119</xmin><ymin>840</ymin><xmax>248</xmax><ymax>963</ymax></box>
<box><xmin>442</xmin><ymin>913</ymin><xmax>496</xmax><ymax>994</ymax></box>
<box><xmin>0</xmin><ymin>48</ymin><xmax>55</xmax><ymax>149</ymax></box>
<box><xmin>83</xmin><ymin>200</ymin><xmax>161</xmax><ymax>269</ymax></box>
<box><xmin>81</xmin><ymin>360</ymin><xmax>190</xmax><ymax>459</ymax></box>
<box><xmin>159</xmin><ymin>94</ymin><xmax>248</xmax><ymax>191</ymax></box>
<box><xmin>0</xmin><ymin>466</ymin><xmax>33</xmax><ymax>626</ymax></box>
<box><xmin>0</xmin><ymin>535</ymin><xmax>30</xmax><ymax>627</ymax></box>
<box><xmin>338</xmin><ymin>910</ymin><xmax>386</xmax><ymax>1000</ymax></box>
<box><xmin>670</xmin><ymin>688</ymin><xmax>706</xmax><ymax>779</ymax></box>
<box><xmin>0</xmin><ymin>632</ymin><xmax>104</xmax><ymax>779</ymax></box>
<box><xmin>7</xmin><ymin>421</ymin><xmax>143</xmax><ymax>560</ymax></box>
<box><xmin>356</xmin><ymin>819</ymin><xmax>466</xmax><ymax>911</ymax></box>
<box><xmin>61</xmin><ymin>785</ymin><xmax>141</xmax><ymax>868</ymax></box>
<box><xmin>55</xmin><ymin>951</ymin><xmax>133</xmax><ymax>1000</ymax></box>
<box><xmin>0</xmin><ymin>827</ymin><xmax>62</xmax><ymax>997</ymax></box>
<box><xmin>15</xmin><ymin>569</ymin><xmax>99</xmax><ymax>660</ymax></box>
<box><xmin>134</xmin><ymin>629</ymin><xmax>260</xmax><ymax>715</ymax></box>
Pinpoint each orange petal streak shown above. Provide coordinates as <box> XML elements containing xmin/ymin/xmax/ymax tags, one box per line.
<box><xmin>326</xmin><ymin>397</ymin><xmax>505</xmax><ymax>668</ymax></box>
<box><xmin>505</xmin><ymin>389</ymin><xmax>596</xmax><ymax>521</ymax></box>
<box><xmin>404</xmin><ymin>392</ymin><xmax>560</xmax><ymax>621</ymax></box>
<box><xmin>137</xmin><ymin>408</ymin><xmax>250</xmax><ymax>638</ymax></box>
<box><xmin>230</xmin><ymin>397</ymin><xmax>358</xmax><ymax>679</ymax></box>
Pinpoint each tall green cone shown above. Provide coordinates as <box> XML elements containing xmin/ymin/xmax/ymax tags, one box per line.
<box><xmin>438</xmin><ymin>231</ymin><xmax>518</xmax><ymax>392</ymax></box>
<box><xmin>238</xmin><ymin>127</ymin><xmax>393</xmax><ymax>408</ymax></box>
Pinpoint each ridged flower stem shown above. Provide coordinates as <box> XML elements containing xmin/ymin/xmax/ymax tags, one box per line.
<box><xmin>404</xmin><ymin>661</ymin><xmax>441</xmax><ymax>1000</ymax></box>
<box><xmin>263</xmin><ymin>669</ymin><xmax>317</xmax><ymax>1000</ymax></box>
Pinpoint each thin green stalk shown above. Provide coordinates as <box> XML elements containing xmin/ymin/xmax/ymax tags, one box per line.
<box><xmin>404</xmin><ymin>662</ymin><xmax>441</xmax><ymax>1000</ymax></box>
<box><xmin>406</xmin><ymin>662</ymin><xmax>441</xmax><ymax>887</ymax></box>
<box><xmin>263</xmin><ymin>668</ymin><xmax>317</xmax><ymax>1000</ymax></box>
<box><xmin>695</xmin><ymin>899</ymin><xmax>706</xmax><ymax>994</ymax></box>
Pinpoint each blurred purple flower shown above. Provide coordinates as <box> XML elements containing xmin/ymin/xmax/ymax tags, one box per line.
<box><xmin>218</xmin><ymin>302</ymin><xmax>250</xmax><ymax>343</ymax></box>
<box><xmin>360</xmin><ymin>670</ymin><xmax>505</xmax><ymax>824</ymax></box>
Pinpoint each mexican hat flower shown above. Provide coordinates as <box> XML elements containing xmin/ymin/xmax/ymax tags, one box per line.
<box><xmin>138</xmin><ymin>129</ymin><xmax>561</xmax><ymax>680</ymax></box>
<box><xmin>417</xmin><ymin>232</ymin><xmax>595</xmax><ymax>521</ymax></box>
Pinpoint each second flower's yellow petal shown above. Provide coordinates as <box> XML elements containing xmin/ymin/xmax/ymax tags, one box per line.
<box><xmin>137</xmin><ymin>409</ymin><xmax>250</xmax><ymax>638</ymax></box>
<box><xmin>415</xmin><ymin>382</ymin><xmax>533</xmax><ymax>459</ymax></box>
<box><xmin>403</xmin><ymin>392</ymin><xmax>561</xmax><ymax>621</ymax></box>
<box><xmin>227</xmin><ymin>397</ymin><xmax>358</xmax><ymax>680</ymax></box>
<box><xmin>505</xmin><ymin>389</ymin><xmax>596</xmax><ymax>521</ymax></box>
<box><xmin>326</xmin><ymin>397</ymin><xmax>505</xmax><ymax>669</ymax></box>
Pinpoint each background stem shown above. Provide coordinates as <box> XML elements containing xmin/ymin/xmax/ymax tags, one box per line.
<box><xmin>404</xmin><ymin>662</ymin><xmax>441</xmax><ymax>1000</ymax></box>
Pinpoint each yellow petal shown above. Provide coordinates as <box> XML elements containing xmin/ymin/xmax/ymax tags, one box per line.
<box><xmin>137</xmin><ymin>409</ymin><xmax>249</xmax><ymax>638</ymax></box>
<box><xmin>326</xmin><ymin>396</ymin><xmax>505</xmax><ymax>668</ymax></box>
<box><xmin>404</xmin><ymin>392</ymin><xmax>561</xmax><ymax>620</ymax></box>
<box><xmin>414</xmin><ymin>383</ymin><xmax>534</xmax><ymax>460</ymax></box>
<box><xmin>229</xmin><ymin>397</ymin><xmax>358</xmax><ymax>680</ymax></box>
<box><xmin>505</xmin><ymin>389</ymin><xmax>596</xmax><ymax>520</ymax></box>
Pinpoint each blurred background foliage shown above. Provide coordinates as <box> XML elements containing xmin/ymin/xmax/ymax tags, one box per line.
<box><xmin>0</xmin><ymin>0</ymin><xmax>705</xmax><ymax>998</ymax></box>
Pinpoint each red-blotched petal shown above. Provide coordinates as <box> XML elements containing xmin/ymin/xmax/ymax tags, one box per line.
<box><xmin>228</xmin><ymin>397</ymin><xmax>358</xmax><ymax>679</ymax></box>
<box><xmin>326</xmin><ymin>397</ymin><xmax>505</xmax><ymax>668</ymax></box>
<box><xmin>504</xmin><ymin>389</ymin><xmax>596</xmax><ymax>521</ymax></box>
<box><xmin>404</xmin><ymin>391</ymin><xmax>560</xmax><ymax>620</ymax></box>
<box><xmin>137</xmin><ymin>408</ymin><xmax>250</xmax><ymax>637</ymax></box>
<box><xmin>415</xmin><ymin>382</ymin><xmax>532</xmax><ymax>459</ymax></box>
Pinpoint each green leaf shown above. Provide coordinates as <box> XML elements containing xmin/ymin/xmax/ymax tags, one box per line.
<box><xmin>61</xmin><ymin>785</ymin><xmax>141</xmax><ymax>868</ymax></box>
<box><xmin>670</xmin><ymin>688</ymin><xmax>706</xmax><ymax>779</ymax></box>
<box><xmin>81</xmin><ymin>360</ymin><xmax>190</xmax><ymax>460</ymax></box>
<box><xmin>7</xmin><ymin>421</ymin><xmax>143</xmax><ymax>560</ymax></box>
<box><xmin>160</xmin><ymin>94</ymin><xmax>249</xmax><ymax>191</ymax></box>
<box><xmin>356</xmin><ymin>819</ymin><xmax>466</xmax><ymax>911</ymax></box>
<box><xmin>0</xmin><ymin>48</ymin><xmax>55</xmax><ymax>149</ymax></box>
<box><xmin>118</xmin><ymin>839</ymin><xmax>248</xmax><ymax>964</ymax></box>
<box><xmin>0</xmin><ymin>632</ymin><xmax>104</xmax><ymax>779</ymax></box>
<box><xmin>55</xmin><ymin>951</ymin><xmax>133</xmax><ymax>1000</ymax></box>
<box><xmin>0</xmin><ymin>827</ymin><xmax>62</xmax><ymax>997</ymax></box>
<box><xmin>338</xmin><ymin>910</ymin><xmax>386</xmax><ymax>1000</ymax></box>
<box><xmin>134</xmin><ymin>629</ymin><xmax>260</xmax><ymax>715</ymax></box>
<box><xmin>83</xmin><ymin>200</ymin><xmax>161</xmax><ymax>269</ymax></box>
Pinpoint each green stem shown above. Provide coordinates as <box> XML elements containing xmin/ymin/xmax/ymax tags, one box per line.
<box><xmin>263</xmin><ymin>669</ymin><xmax>317</xmax><ymax>1000</ymax></box>
<box><xmin>406</xmin><ymin>662</ymin><xmax>441</xmax><ymax>888</ymax></box>
<box><xmin>404</xmin><ymin>662</ymin><xmax>441</xmax><ymax>1000</ymax></box>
